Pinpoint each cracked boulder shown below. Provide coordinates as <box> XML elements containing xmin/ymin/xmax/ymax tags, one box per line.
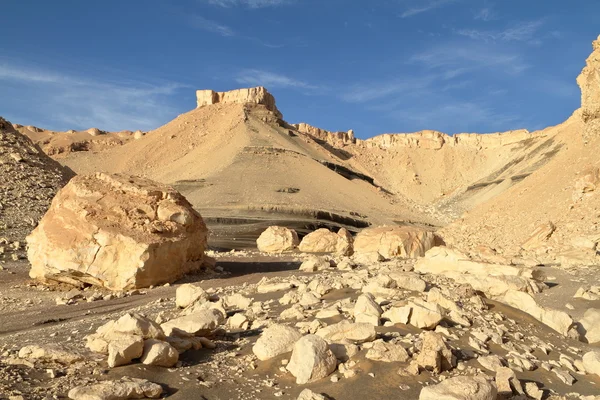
<box><xmin>27</xmin><ymin>172</ymin><xmax>208</xmax><ymax>290</ymax></box>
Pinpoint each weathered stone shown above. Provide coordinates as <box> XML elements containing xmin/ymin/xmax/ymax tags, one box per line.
<box><xmin>502</xmin><ymin>290</ymin><xmax>573</xmax><ymax>336</ymax></box>
<box><xmin>111</xmin><ymin>313</ymin><xmax>166</xmax><ymax>340</ymax></box>
<box><xmin>298</xmin><ymin>228</ymin><xmax>352</xmax><ymax>255</ymax></box>
<box><xmin>408</xmin><ymin>299</ymin><xmax>445</xmax><ymax>329</ymax></box>
<box><xmin>419</xmin><ymin>376</ymin><xmax>497</xmax><ymax>400</ymax></box>
<box><xmin>415</xmin><ymin>331</ymin><xmax>455</xmax><ymax>373</ymax></box>
<box><xmin>257</xmin><ymin>281</ymin><xmax>293</xmax><ymax>293</ymax></box>
<box><xmin>160</xmin><ymin>308</ymin><xmax>224</xmax><ymax>336</ymax></box>
<box><xmin>27</xmin><ymin>173</ymin><xmax>208</xmax><ymax>290</ymax></box>
<box><xmin>256</xmin><ymin>226</ymin><xmax>299</xmax><ymax>253</ymax></box>
<box><xmin>316</xmin><ymin>320</ymin><xmax>376</xmax><ymax>344</ymax></box>
<box><xmin>18</xmin><ymin>344</ymin><xmax>83</xmax><ymax>364</ymax></box>
<box><xmin>389</xmin><ymin>272</ymin><xmax>427</xmax><ymax>292</ymax></box>
<box><xmin>353</xmin><ymin>293</ymin><xmax>382</xmax><ymax>325</ymax></box>
<box><xmin>365</xmin><ymin>340</ymin><xmax>409</xmax><ymax>362</ymax></box>
<box><xmin>252</xmin><ymin>324</ymin><xmax>303</xmax><ymax>361</ymax></box>
<box><xmin>176</xmin><ymin>284</ymin><xmax>209</xmax><ymax>309</ymax></box>
<box><xmin>107</xmin><ymin>334</ymin><xmax>144</xmax><ymax>368</ymax></box>
<box><xmin>582</xmin><ymin>350</ymin><xmax>600</xmax><ymax>376</ymax></box>
<box><xmin>223</xmin><ymin>293</ymin><xmax>253</xmax><ymax>309</ymax></box>
<box><xmin>578</xmin><ymin>308</ymin><xmax>600</xmax><ymax>343</ymax></box>
<box><xmin>227</xmin><ymin>313</ymin><xmax>249</xmax><ymax>330</ymax></box>
<box><xmin>477</xmin><ymin>355</ymin><xmax>504</xmax><ymax>372</ymax></box>
<box><xmin>68</xmin><ymin>377</ymin><xmax>162</xmax><ymax>400</ymax></box>
<box><xmin>286</xmin><ymin>335</ymin><xmax>337</xmax><ymax>384</ymax></box>
<box><xmin>140</xmin><ymin>339</ymin><xmax>178</xmax><ymax>367</ymax></box>
<box><xmin>297</xmin><ymin>389</ymin><xmax>327</xmax><ymax>400</ymax></box>
<box><xmin>299</xmin><ymin>256</ymin><xmax>331</xmax><ymax>272</ymax></box>
<box><xmin>196</xmin><ymin>86</ymin><xmax>282</xmax><ymax>118</ymax></box>
<box><xmin>354</xmin><ymin>225</ymin><xmax>436</xmax><ymax>258</ymax></box>
<box><xmin>521</xmin><ymin>222</ymin><xmax>555</xmax><ymax>251</ymax></box>
<box><xmin>382</xmin><ymin>305</ymin><xmax>411</xmax><ymax>325</ymax></box>
<box><xmin>495</xmin><ymin>367</ymin><xmax>522</xmax><ymax>394</ymax></box>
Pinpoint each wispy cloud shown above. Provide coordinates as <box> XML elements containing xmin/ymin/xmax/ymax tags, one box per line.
<box><xmin>457</xmin><ymin>20</ymin><xmax>545</xmax><ymax>43</ymax></box>
<box><xmin>206</xmin><ymin>0</ymin><xmax>293</xmax><ymax>8</ymax></box>
<box><xmin>400</xmin><ymin>0</ymin><xmax>455</xmax><ymax>18</ymax></box>
<box><xmin>474</xmin><ymin>6</ymin><xmax>495</xmax><ymax>21</ymax></box>
<box><xmin>235</xmin><ymin>69</ymin><xmax>317</xmax><ymax>89</ymax></box>
<box><xmin>0</xmin><ymin>61</ymin><xmax>185</xmax><ymax>131</ymax></box>
<box><xmin>187</xmin><ymin>15</ymin><xmax>235</xmax><ymax>37</ymax></box>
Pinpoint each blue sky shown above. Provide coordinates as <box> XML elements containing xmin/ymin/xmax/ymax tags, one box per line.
<box><xmin>1</xmin><ymin>0</ymin><xmax>599</xmax><ymax>139</ymax></box>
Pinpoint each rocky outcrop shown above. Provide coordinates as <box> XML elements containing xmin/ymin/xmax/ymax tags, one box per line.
<box><xmin>292</xmin><ymin>122</ymin><xmax>356</xmax><ymax>146</ymax></box>
<box><xmin>27</xmin><ymin>173</ymin><xmax>208</xmax><ymax>290</ymax></box>
<box><xmin>577</xmin><ymin>35</ymin><xmax>600</xmax><ymax>138</ymax></box>
<box><xmin>363</xmin><ymin>129</ymin><xmax>540</xmax><ymax>150</ymax></box>
<box><xmin>256</xmin><ymin>226</ymin><xmax>300</xmax><ymax>253</ymax></box>
<box><xmin>353</xmin><ymin>225</ymin><xmax>436</xmax><ymax>259</ymax></box>
<box><xmin>298</xmin><ymin>228</ymin><xmax>353</xmax><ymax>255</ymax></box>
<box><xmin>196</xmin><ymin>86</ymin><xmax>282</xmax><ymax>118</ymax></box>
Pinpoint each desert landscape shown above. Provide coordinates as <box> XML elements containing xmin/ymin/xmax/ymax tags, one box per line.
<box><xmin>2</xmin><ymin>22</ymin><xmax>600</xmax><ymax>400</ymax></box>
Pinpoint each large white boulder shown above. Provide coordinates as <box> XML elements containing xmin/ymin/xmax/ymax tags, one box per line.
<box><xmin>286</xmin><ymin>335</ymin><xmax>337</xmax><ymax>384</ymax></box>
<box><xmin>252</xmin><ymin>324</ymin><xmax>303</xmax><ymax>360</ymax></box>
<box><xmin>419</xmin><ymin>376</ymin><xmax>497</xmax><ymax>400</ymax></box>
<box><xmin>27</xmin><ymin>173</ymin><xmax>208</xmax><ymax>290</ymax></box>
<box><xmin>353</xmin><ymin>225</ymin><xmax>436</xmax><ymax>259</ymax></box>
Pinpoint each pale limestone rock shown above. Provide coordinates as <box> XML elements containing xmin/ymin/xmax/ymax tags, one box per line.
<box><xmin>68</xmin><ymin>377</ymin><xmax>162</xmax><ymax>400</ymax></box>
<box><xmin>365</xmin><ymin>340</ymin><xmax>409</xmax><ymax>362</ymax></box>
<box><xmin>252</xmin><ymin>324</ymin><xmax>303</xmax><ymax>361</ymax></box>
<box><xmin>298</xmin><ymin>228</ymin><xmax>353</xmax><ymax>255</ymax></box>
<box><xmin>175</xmin><ymin>284</ymin><xmax>209</xmax><ymax>309</ymax></box>
<box><xmin>227</xmin><ymin>313</ymin><xmax>249</xmax><ymax>330</ymax></box>
<box><xmin>286</xmin><ymin>335</ymin><xmax>337</xmax><ymax>384</ymax></box>
<box><xmin>107</xmin><ymin>334</ymin><xmax>144</xmax><ymax>368</ymax></box>
<box><xmin>354</xmin><ymin>225</ymin><xmax>436</xmax><ymax>258</ymax></box>
<box><xmin>299</xmin><ymin>256</ymin><xmax>331</xmax><ymax>272</ymax></box>
<box><xmin>297</xmin><ymin>389</ymin><xmax>328</xmax><ymax>400</ymax></box>
<box><xmin>18</xmin><ymin>344</ymin><xmax>83</xmax><ymax>364</ymax></box>
<box><xmin>577</xmin><ymin>35</ymin><xmax>600</xmax><ymax>136</ymax></box>
<box><xmin>160</xmin><ymin>308</ymin><xmax>224</xmax><ymax>336</ymax></box>
<box><xmin>329</xmin><ymin>342</ymin><xmax>359</xmax><ymax>362</ymax></box>
<box><xmin>257</xmin><ymin>281</ymin><xmax>293</xmax><ymax>293</ymax></box>
<box><xmin>415</xmin><ymin>331</ymin><xmax>455</xmax><ymax>373</ymax></box>
<box><xmin>316</xmin><ymin>320</ymin><xmax>376</xmax><ymax>344</ymax></box>
<box><xmin>502</xmin><ymin>290</ymin><xmax>573</xmax><ymax>336</ymax></box>
<box><xmin>111</xmin><ymin>313</ymin><xmax>166</xmax><ymax>340</ymax></box>
<box><xmin>27</xmin><ymin>173</ymin><xmax>207</xmax><ymax>290</ymax></box>
<box><xmin>582</xmin><ymin>350</ymin><xmax>600</xmax><ymax>376</ymax></box>
<box><xmin>495</xmin><ymin>367</ymin><xmax>522</xmax><ymax>394</ymax></box>
<box><xmin>352</xmin><ymin>251</ymin><xmax>384</xmax><ymax>264</ymax></box>
<box><xmin>389</xmin><ymin>272</ymin><xmax>427</xmax><ymax>292</ymax></box>
<box><xmin>256</xmin><ymin>226</ymin><xmax>299</xmax><ymax>253</ymax></box>
<box><xmin>524</xmin><ymin>382</ymin><xmax>544</xmax><ymax>400</ymax></box>
<box><xmin>408</xmin><ymin>299</ymin><xmax>444</xmax><ymax>329</ymax></box>
<box><xmin>521</xmin><ymin>222</ymin><xmax>555</xmax><ymax>251</ymax></box>
<box><xmin>382</xmin><ymin>305</ymin><xmax>411</xmax><ymax>325</ymax></box>
<box><xmin>477</xmin><ymin>355</ymin><xmax>504</xmax><ymax>372</ymax></box>
<box><xmin>353</xmin><ymin>293</ymin><xmax>382</xmax><ymax>325</ymax></box>
<box><xmin>196</xmin><ymin>86</ymin><xmax>282</xmax><ymax>118</ymax></box>
<box><xmin>419</xmin><ymin>376</ymin><xmax>497</xmax><ymax>400</ymax></box>
<box><xmin>223</xmin><ymin>293</ymin><xmax>253</xmax><ymax>309</ymax></box>
<box><xmin>140</xmin><ymin>339</ymin><xmax>178</xmax><ymax>367</ymax></box>
<box><xmin>578</xmin><ymin>308</ymin><xmax>600</xmax><ymax>343</ymax></box>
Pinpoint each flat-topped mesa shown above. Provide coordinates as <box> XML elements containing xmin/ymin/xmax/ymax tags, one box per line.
<box><xmin>196</xmin><ymin>86</ymin><xmax>282</xmax><ymax>119</ymax></box>
<box><xmin>292</xmin><ymin>122</ymin><xmax>356</xmax><ymax>146</ymax></box>
<box><xmin>362</xmin><ymin>129</ymin><xmax>540</xmax><ymax>150</ymax></box>
<box><xmin>577</xmin><ymin>35</ymin><xmax>600</xmax><ymax>138</ymax></box>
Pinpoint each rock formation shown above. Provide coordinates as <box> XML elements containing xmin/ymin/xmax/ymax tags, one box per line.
<box><xmin>353</xmin><ymin>225</ymin><xmax>436</xmax><ymax>258</ymax></box>
<box><xmin>577</xmin><ymin>34</ymin><xmax>600</xmax><ymax>139</ymax></box>
<box><xmin>292</xmin><ymin>122</ymin><xmax>356</xmax><ymax>146</ymax></box>
<box><xmin>196</xmin><ymin>86</ymin><xmax>282</xmax><ymax>118</ymax></box>
<box><xmin>26</xmin><ymin>173</ymin><xmax>208</xmax><ymax>290</ymax></box>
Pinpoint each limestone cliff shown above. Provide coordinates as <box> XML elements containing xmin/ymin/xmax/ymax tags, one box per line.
<box><xmin>362</xmin><ymin>129</ymin><xmax>542</xmax><ymax>150</ymax></box>
<box><xmin>196</xmin><ymin>87</ymin><xmax>282</xmax><ymax>119</ymax></box>
<box><xmin>292</xmin><ymin>122</ymin><xmax>356</xmax><ymax>146</ymax></box>
<box><xmin>577</xmin><ymin>35</ymin><xmax>600</xmax><ymax>139</ymax></box>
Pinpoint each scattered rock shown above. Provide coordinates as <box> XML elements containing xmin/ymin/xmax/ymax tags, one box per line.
<box><xmin>107</xmin><ymin>334</ymin><xmax>144</xmax><ymax>368</ymax></box>
<box><xmin>582</xmin><ymin>350</ymin><xmax>600</xmax><ymax>376</ymax></box>
<box><xmin>502</xmin><ymin>290</ymin><xmax>573</xmax><ymax>336</ymax></box>
<box><xmin>299</xmin><ymin>256</ymin><xmax>331</xmax><ymax>272</ymax></box>
<box><xmin>68</xmin><ymin>377</ymin><xmax>162</xmax><ymax>400</ymax></box>
<box><xmin>365</xmin><ymin>340</ymin><xmax>409</xmax><ymax>362</ymax></box>
<box><xmin>298</xmin><ymin>228</ymin><xmax>353</xmax><ymax>255</ymax></box>
<box><xmin>257</xmin><ymin>226</ymin><xmax>300</xmax><ymax>253</ymax></box>
<box><xmin>176</xmin><ymin>284</ymin><xmax>209</xmax><ymax>309</ymax></box>
<box><xmin>286</xmin><ymin>335</ymin><xmax>337</xmax><ymax>384</ymax></box>
<box><xmin>316</xmin><ymin>320</ymin><xmax>377</xmax><ymax>344</ymax></box>
<box><xmin>354</xmin><ymin>225</ymin><xmax>436</xmax><ymax>258</ymax></box>
<box><xmin>419</xmin><ymin>376</ymin><xmax>497</xmax><ymax>400</ymax></box>
<box><xmin>18</xmin><ymin>344</ymin><xmax>83</xmax><ymax>364</ymax></box>
<box><xmin>578</xmin><ymin>308</ymin><xmax>600</xmax><ymax>343</ymax></box>
<box><xmin>415</xmin><ymin>331</ymin><xmax>455</xmax><ymax>373</ymax></box>
<box><xmin>160</xmin><ymin>308</ymin><xmax>224</xmax><ymax>336</ymax></box>
<box><xmin>140</xmin><ymin>339</ymin><xmax>178</xmax><ymax>367</ymax></box>
<box><xmin>253</xmin><ymin>324</ymin><xmax>303</xmax><ymax>361</ymax></box>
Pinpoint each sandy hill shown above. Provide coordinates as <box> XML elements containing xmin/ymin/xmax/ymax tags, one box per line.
<box><xmin>0</xmin><ymin>117</ymin><xmax>74</xmax><ymax>244</ymax></box>
<box><xmin>50</xmin><ymin>88</ymin><xmax>436</xmax><ymax>242</ymax></box>
<box><xmin>15</xmin><ymin>36</ymin><xmax>600</xmax><ymax>259</ymax></box>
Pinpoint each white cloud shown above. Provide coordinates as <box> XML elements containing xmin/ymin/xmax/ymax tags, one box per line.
<box><xmin>457</xmin><ymin>20</ymin><xmax>545</xmax><ymax>43</ymax></box>
<box><xmin>474</xmin><ymin>7</ymin><xmax>495</xmax><ymax>21</ymax></box>
<box><xmin>187</xmin><ymin>15</ymin><xmax>235</xmax><ymax>37</ymax></box>
<box><xmin>400</xmin><ymin>0</ymin><xmax>456</xmax><ymax>18</ymax></box>
<box><xmin>235</xmin><ymin>69</ymin><xmax>317</xmax><ymax>89</ymax></box>
<box><xmin>0</xmin><ymin>62</ymin><xmax>185</xmax><ymax>131</ymax></box>
<box><xmin>206</xmin><ymin>0</ymin><xmax>293</xmax><ymax>8</ymax></box>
